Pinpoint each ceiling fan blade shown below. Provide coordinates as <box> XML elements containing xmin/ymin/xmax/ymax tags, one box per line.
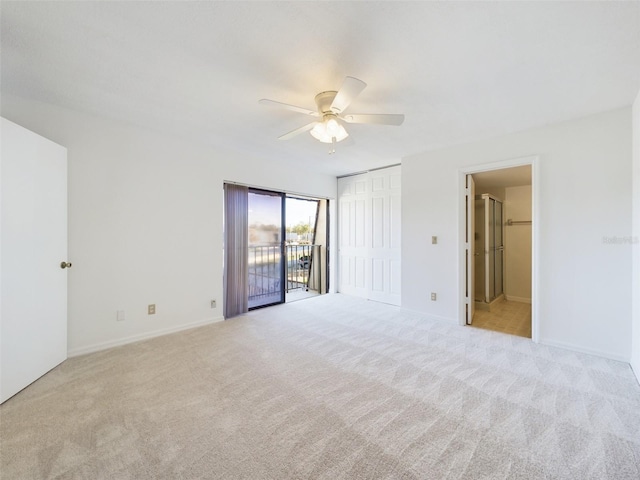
<box><xmin>259</xmin><ymin>99</ymin><xmax>319</xmax><ymax>117</ymax></box>
<box><xmin>278</xmin><ymin>122</ymin><xmax>318</xmax><ymax>140</ymax></box>
<box><xmin>330</xmin><ymin>77</ymin><xmax>367</xmax><ymax>114</ymax></box>
<box><xmin>341</xmin><ymin>113</ymin><xmax>405</xmax><ymax>126</ymax></box>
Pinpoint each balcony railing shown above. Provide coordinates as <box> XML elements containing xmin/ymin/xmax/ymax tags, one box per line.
<box><xmin>248</xmin><ymin>244</ymin><xmax>321</xmax><ymax>307</ymax></box>
<box><xmin>247</xmin><ymin>245</ymin><xmax>282</xmax><ymax>307</ymax></box>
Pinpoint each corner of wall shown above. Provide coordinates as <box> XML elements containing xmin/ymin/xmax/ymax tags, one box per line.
<box><xmin>68</xmin><ymin>316</ymin><xmax>224</xmax><ymax>358</ymax></box>
<box><xmin>632</xmin><ymin>88</ymin><xmax>640</xmax><ymax>384</ymax></box>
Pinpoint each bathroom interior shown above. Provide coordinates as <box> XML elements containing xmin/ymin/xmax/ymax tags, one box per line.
<box><xmin>471</xmin><ymin>165</ymin><xmax>532</xmax><ymax>338</ymax></box>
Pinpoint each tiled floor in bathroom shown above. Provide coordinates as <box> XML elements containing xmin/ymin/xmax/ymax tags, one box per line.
<box><xmin>471</xmin><ymin>299</ymin><xmax>532</xmax><ymax>338</ymax></box>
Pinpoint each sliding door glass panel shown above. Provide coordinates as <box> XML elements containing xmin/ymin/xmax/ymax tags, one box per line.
<box><xmin>495</xmin><ymin>201</ymin><xmax>503</xmax><ymax>248</ymax></box>
<box><xmin>248</xmin><ymin>190</ymin><xmax>284</xmax><ymax>309</ymax></box>
<box><xmin>488</xmin><ymin>199</ymin><xmax>495</xmax><ymax>301</ymax></box>
<box><xmin>474</xmin><ymin>198</ymin><xmax>485</xmax><ymax>302</ymax></box>
<box><xmin>496</xmin><ymin>249</ymin><xmax>503</xmax><ymax>298</ymax></box>
<box><xmin>495</xmin><ymin>201</ymin><xmax>503</xmax><ymax>297</ymax></box>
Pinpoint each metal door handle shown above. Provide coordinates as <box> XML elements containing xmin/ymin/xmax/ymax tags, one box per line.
<box><xmin>60</xmin><ymin>261</ymin><xmax>72</xmax><ymax>269</ymax></box>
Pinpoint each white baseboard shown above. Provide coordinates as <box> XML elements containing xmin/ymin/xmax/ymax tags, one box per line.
<box><xmin>539</xmin><ymin>337</ymin><xmax>630</xmax><ymax>363</ymax></box>
<box><xmin>505</xmin><ymin>295</ymin><xmax>531</xmax><ymax>304</ymax></box>
<box><xmin>68</xmin><ymin>316</ymin><xmax>224</xmax><ymax>357</ymax></box>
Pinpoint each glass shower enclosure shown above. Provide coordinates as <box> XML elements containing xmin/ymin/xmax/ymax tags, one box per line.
<box><xmin>474</xmin><ymin>194</ymin><xmax>504</xmax><ymax>304</ymax></box>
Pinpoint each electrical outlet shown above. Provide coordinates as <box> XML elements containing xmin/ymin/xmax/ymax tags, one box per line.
<box><xmin>211</xmin><ymin>299</ymin><xmax>216</xmax><ymax>309</ymax></box>
<box><xmin>148</xmin><ymin>304</ymin><xmax>156</xmax><ymax>315</ymax></box>
<box><xmin>432</xmin><ymin>236</ymin><xmax>437</xmax><ymax>244</ymax></box>
<box><xmin>116</xmin><ymin>310</ymin><xmax>125</xmax><ymax>321</ymax></box>
<box><xmin>431</xmin><ymin>293</ymin><xmax>437</xmax><ymax>301</ymax></box>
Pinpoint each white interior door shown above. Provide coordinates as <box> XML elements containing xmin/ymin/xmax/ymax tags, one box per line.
<box><xmin>1</xmin><ymin>118</ymin><xmax>68</xmax><ymax>404</ymax></box>
<box><xmin>368</xmin><ymin>168</ymin><xmax>401</xmax><ymax>305</ymax></box>
<box><xmin>337</xmin><ymin>165</ymin><xmax>401</xmax><ymax>305</ymax></box>
<box><xmin>338</xmin><ymin>173</ymin><xmax>370</xmax><ymax>299</ymax></box>
<box><xmin>466</xmin><ymin>174</ymin><xmax>475</xmax><ymax>324</ymax></box>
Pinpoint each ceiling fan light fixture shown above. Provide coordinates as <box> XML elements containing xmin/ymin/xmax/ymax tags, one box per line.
<box><xmin>310</xmin><ymin>116</ymin><xmax>348</xmax><ymax>143</ymax></box>
<box><xmin>260</xmin><ymin>76</ymin><xmax>404</xmax><ymax>146</ymax></box>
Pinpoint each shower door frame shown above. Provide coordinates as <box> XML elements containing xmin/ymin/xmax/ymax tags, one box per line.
<box><xmin>480</xmin><ymin>193</ymin><xmax>504</xmax><ymax>304</ymax></box>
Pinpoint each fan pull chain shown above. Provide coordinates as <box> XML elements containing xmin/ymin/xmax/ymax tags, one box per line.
<box><xmin>329</xmin><ymin>136</ymin><xmax>336</xmax><ymax>154</ymax></box>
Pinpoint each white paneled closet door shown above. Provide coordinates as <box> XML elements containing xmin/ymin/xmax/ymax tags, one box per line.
<box><xmin>338</xmin><ymin>165</ymin><xmax>401</xmax><ymax>306</ymax></box>
<box><xmin>338</xmin><ymin>173</ymin><xmax>369</xmax><ymax>299</ymax></box>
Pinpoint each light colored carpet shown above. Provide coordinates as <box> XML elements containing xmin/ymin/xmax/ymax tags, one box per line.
<box><xmin>1</xmin><ymin>294</ymin><xmax>639</xmax><ymax>479</ymax></box>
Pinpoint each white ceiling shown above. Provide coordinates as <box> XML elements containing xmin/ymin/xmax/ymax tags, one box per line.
<box><xmin>2</xmin><ymin>1</ymin><xmax>639</xmax><ymax>176</ymax></box>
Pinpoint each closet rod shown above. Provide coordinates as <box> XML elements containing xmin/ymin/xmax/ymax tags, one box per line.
<box><xmin>506</xmin><ymin>219</ymin><xmax>532</xmax><ymax>226</ymax></box>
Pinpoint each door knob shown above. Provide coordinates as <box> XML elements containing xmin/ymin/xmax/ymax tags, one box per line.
<box><xmin>60</xmin><ymin>261</ymin><xmax>72</xmax><ymax>269</ymax></box>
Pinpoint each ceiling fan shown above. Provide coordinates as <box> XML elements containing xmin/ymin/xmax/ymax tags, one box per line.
<box><xmin>259</xmin><ymin>76</ymin><xmax>404</xmax><ymax>153</ymax></box>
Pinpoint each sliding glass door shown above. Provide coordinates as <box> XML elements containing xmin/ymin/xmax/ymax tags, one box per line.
<box><xmin>224</xmin><ymin>184</ymin><xmax>328</xmax><ymax>316</ymax></box>
<box><xmin>247</xmin><ymin>189</ymin><xmax>285</xmax><ymax>309</ymax></box>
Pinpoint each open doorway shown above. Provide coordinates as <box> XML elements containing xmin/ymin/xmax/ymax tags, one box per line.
<box><xmin>284</xmin><ymin>196</ymin><xmax>329</xmax><ymax>303</ymax></box>
<box><xmin>462</xmin><ymin>161</ymin><xmax>535</xmax><ymax>339</ymax></box>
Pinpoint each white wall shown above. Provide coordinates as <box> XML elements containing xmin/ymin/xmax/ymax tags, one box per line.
<box><xmin>632</xmin><ymin>90</ymin><xmax>640</xmax><ymax>381</ymax></box>
<box><xmin>403</xmin><ymin>108</ymin><xmax>633</xmax><ymax>361</ymax></box>
<box><xmin>504</xmin><ymin>185</ymin><xmax>532</xmax><ymax>302</ymax></box>
<box><xmin>1</xmin><ymin>95</ymin><xmax>337</xmax><ymax>356</ymax></box>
